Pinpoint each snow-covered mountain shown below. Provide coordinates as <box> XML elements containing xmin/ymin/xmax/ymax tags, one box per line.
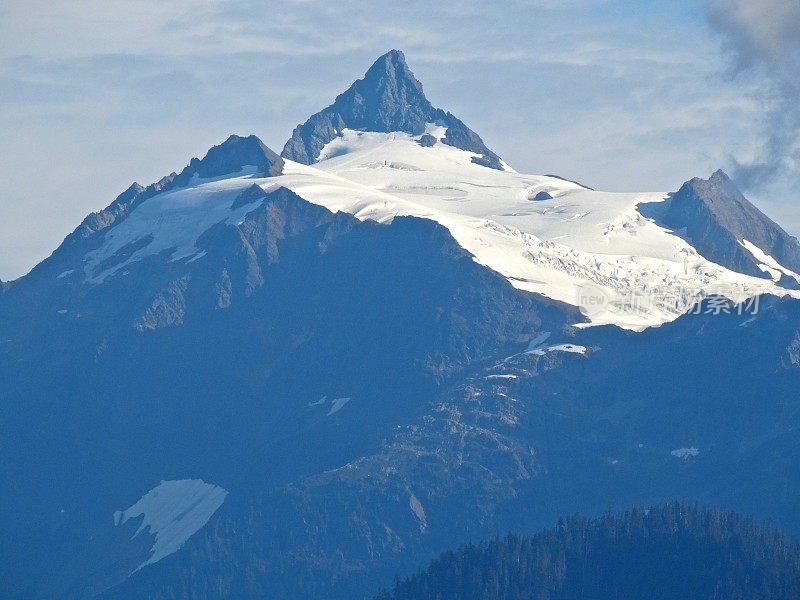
<box><xmin>279</xmin><ymin>50</ymin><xmax>800</xmax><ymax>329</ymax></box>
<box><xmin>655</xmin><ymin>169</ymin><xmax>800</xmax><ymax>286</ymax></box>
<box><xmin>3</xmin><ymin>49</ymin><xmax>800</xmax><ymax>600</ymax></box>
<box><xmin>35</xmin><ymin>49</ymin><xmax>799</xmax><ymax>331</ymax></box>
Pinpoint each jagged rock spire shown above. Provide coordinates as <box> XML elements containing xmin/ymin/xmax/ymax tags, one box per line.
<box><xmin>176</xmin><ymin>135</ymin><xmax>284</xmax><ymax>184</ymax></box>
<box><xmin>281</xmin><ymin>50</ymin><xmax>503</xmax><ymax>169</ymax></box>
<box><xmin>660</xmin><ymin>170</ymin><xmax>800</xmax><ymax>284</ymax></box>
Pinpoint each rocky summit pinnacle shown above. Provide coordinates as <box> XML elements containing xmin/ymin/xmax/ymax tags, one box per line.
<box><xmin>659</xmin><ymin>169</ymin><xmax>800</xmax><ymax>284</ymax></box>
<box><xmin>177</xmin><ymin>134</ymin><xmax>285</xmax><ymax>184</ymax></box>
<box><xmin>342</xmin><ymin>49</ymin><xmax>434</xmax><ymax>133</ymax></box>
<box><xmin>281</xmin><ymin>49</ymin><xmax>503</xmax><ymax>169</ymax></box>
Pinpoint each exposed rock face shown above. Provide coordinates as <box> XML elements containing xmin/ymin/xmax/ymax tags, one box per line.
<box><xmin>646</xmin><ymin>170</ymin><xmax>800</xmax><ymax>283</ymax></box>
<box><xmin>281</xmin><ymin>50</ymin><xmax>503</xmax><ymax>170</ymax></box>
<box><xmin>133</xmin><ymin>275</ymin><xmax>190</xmax><ymax>332</ymax></box>
<box><xmin>417</xmin><ymin>133</ymin><xmax>437</xmax><ymax>147</ymax></box>
<box><xmin>231</xmin><ymin>183</ymin><xmax>270</xmax><ymax>211</ymax></box>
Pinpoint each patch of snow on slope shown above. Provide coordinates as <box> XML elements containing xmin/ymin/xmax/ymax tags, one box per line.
<box><xmin>409</xmin><ymin>493</ymin><xmax>428</xmax><ymax>531</ymax></box>
<box><xmin>114</xmin><ymin>479</ymin><xmax>227</xmax><ymax>573</ymax></box>
<box><xmin>526</xmin><ymin>332</ymin><xmax>552</xmax><ymax>351</ymax></box>
<box><xmin>84</xmin><ymin>167</ymin><xmax>263</xmax><ymax>283</ymax></box>
<box><xmin>499</xmin><ymin>333</ymin><xmax>585</xmax><ymax>362</ymax></box>
<box><xmin>671</xmin><ymin>447</ymin><xmax>700</xmax><ymax>460</ymax></box>
<box><xmin>529</xmin><ymin>343</ymin><xmax>587</xmax><ymax>356</ymax></box>
<box><xmin>738</xmin><ymin>239</ymin><xmax>800</xmax><ymax>284</ymax></box>
<box><xmin>424</xmin><ymin>123</ymin><xmax>448</xmax><ymax>140</ymax></box>
<box><xmin>327</xmin><ymin>397</ymin><xmax>351</xmax><ymax>416</ymax></box>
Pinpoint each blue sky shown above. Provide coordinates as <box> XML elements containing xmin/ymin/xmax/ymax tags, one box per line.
<box><xmin>0</xmin><ymin>0</ymin><xmax>797</xmax><ymax>279</ymax></box>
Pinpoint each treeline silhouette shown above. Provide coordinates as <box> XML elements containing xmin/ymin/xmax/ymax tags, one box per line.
<box><xmin>376</xmin><ymin>502</ymin><xmax>800</xmax><ymax>600</ymax></box>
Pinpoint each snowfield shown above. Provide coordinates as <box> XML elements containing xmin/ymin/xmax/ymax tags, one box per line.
<box><xmin>327</xmin><ymin>397</ymin><xmax>352</xmax><ymax>416</ymax></box>
<box><xmin>738</xmin><ymin>239</ymin><xmax>800</xmax><ymax>284</ymax></box>
<box><xmin>81</xmin><ymin>128</ymin><xmax>800</xmax><ymax>329</ymax></box>
<box><xmin>83</xmin><ymin>167</ymin><xmax>264</xmax><ymax>283</ymax></box>
<box><xmin>114</xmin><ymin>479</ymin><xmax>228</xmax><ymax>573</ymax></box>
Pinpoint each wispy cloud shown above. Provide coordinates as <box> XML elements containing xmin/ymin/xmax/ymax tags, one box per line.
<box><xmin>708</xmin><ymin>0</ymin><xmax>800</xmax><ymax>190</ymax></box>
